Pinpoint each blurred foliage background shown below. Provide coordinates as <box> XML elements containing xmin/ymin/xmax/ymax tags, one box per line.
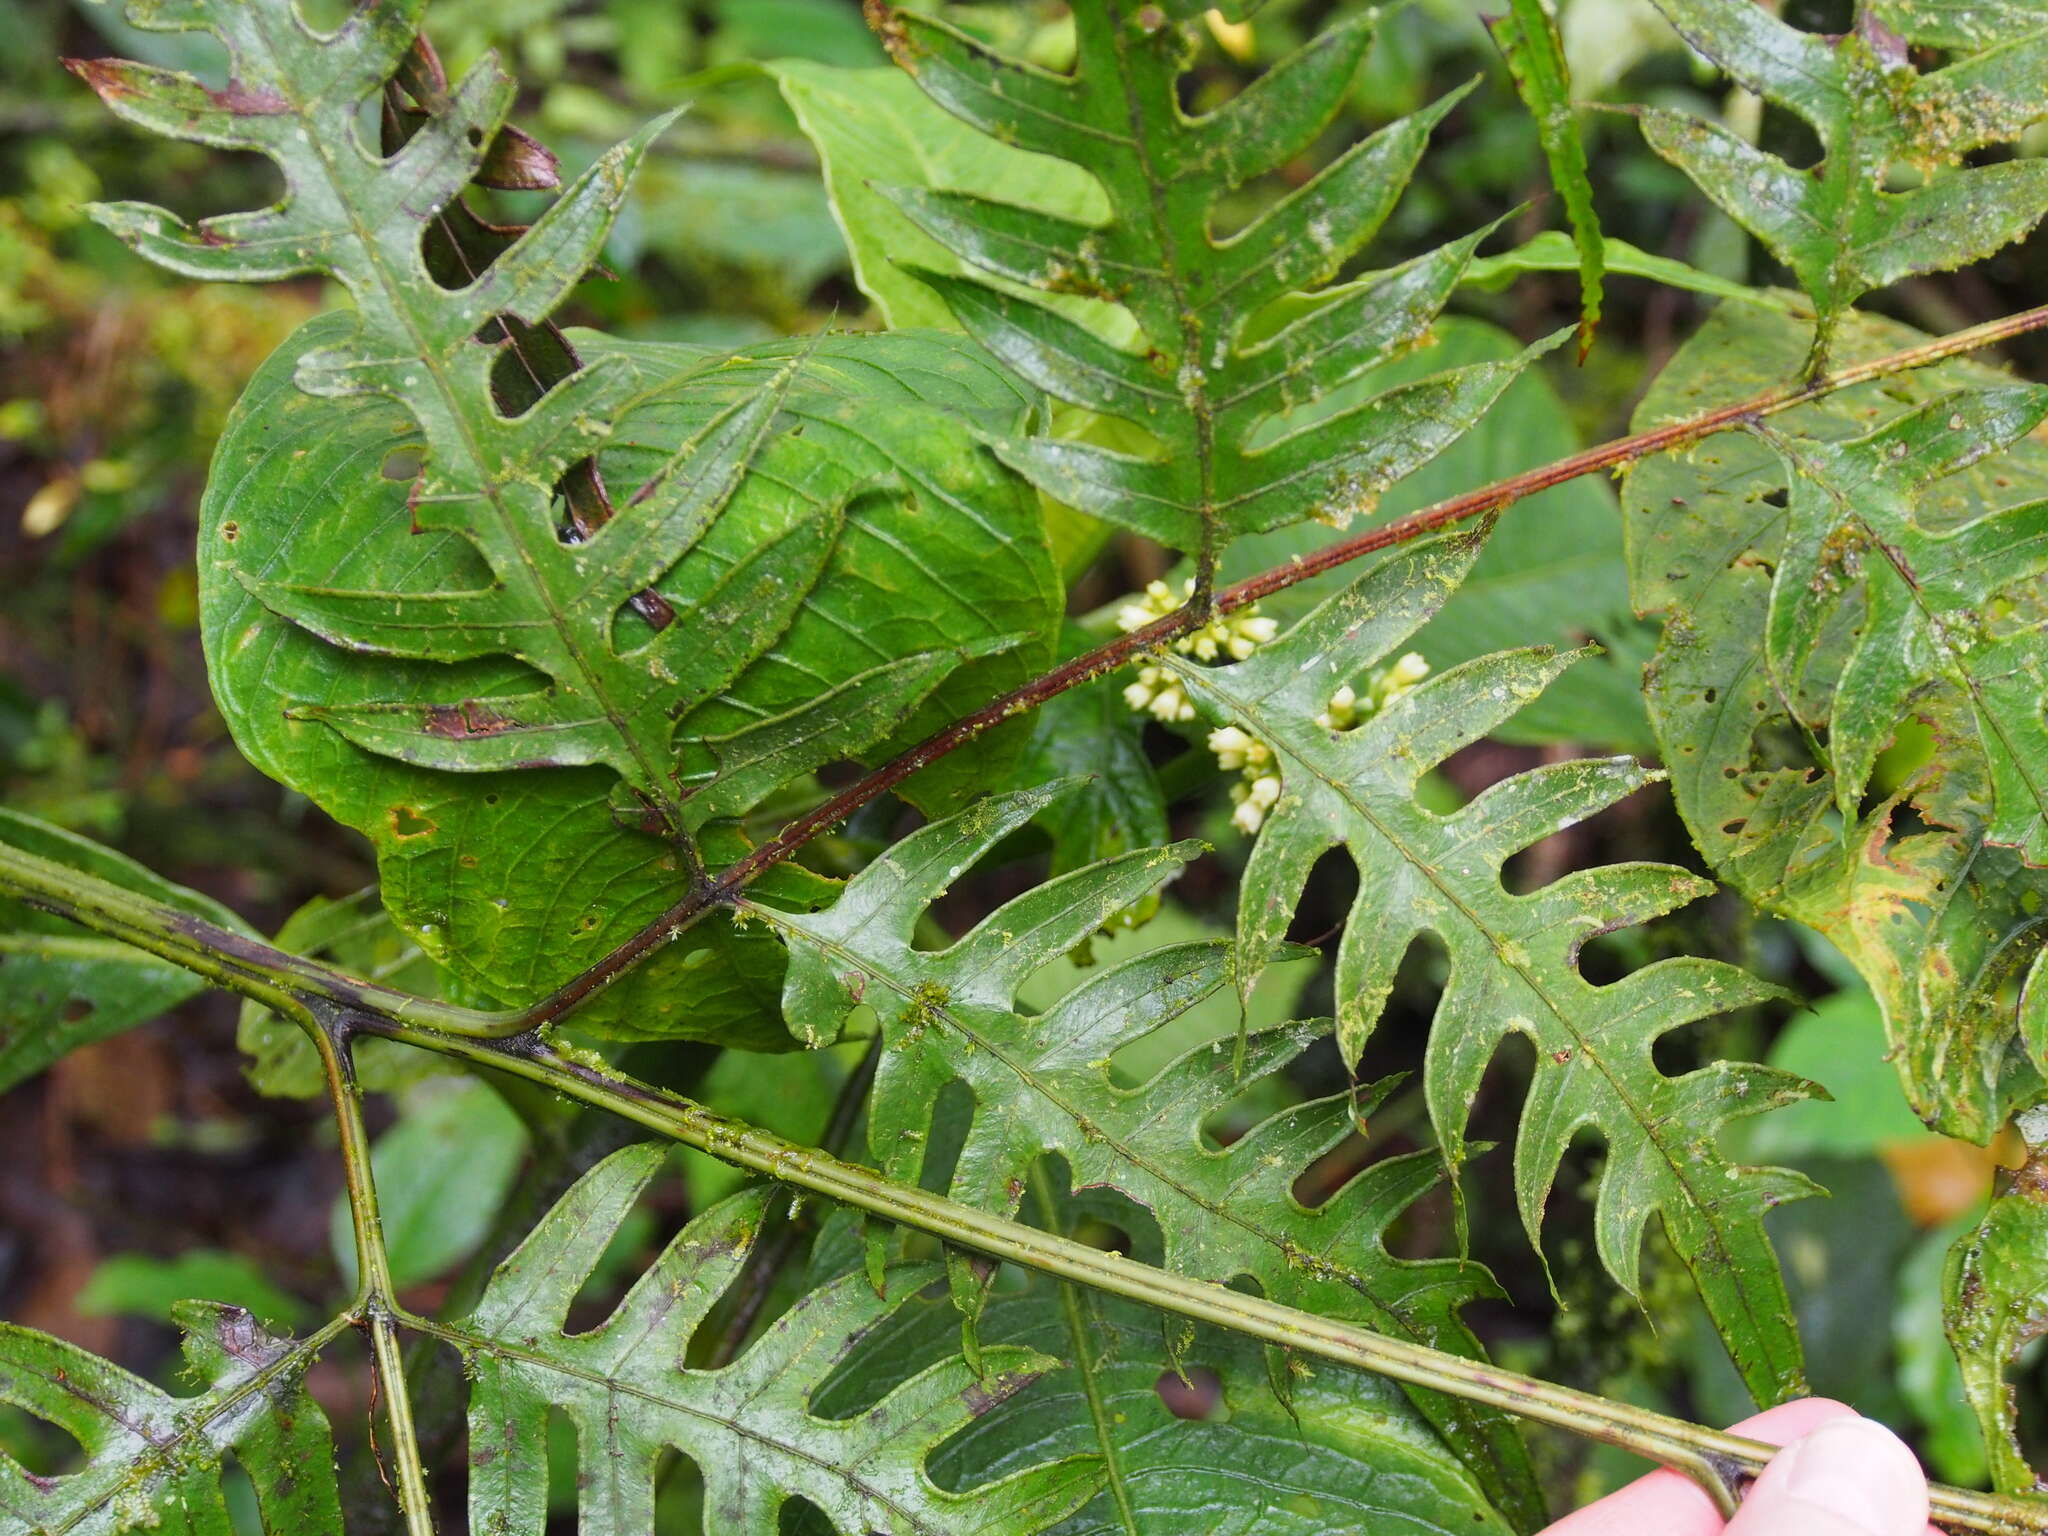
<box><xmin>3</xmin><ymin>0</ymin><xmax>2045</xmax><ymax>1525</ymax></box>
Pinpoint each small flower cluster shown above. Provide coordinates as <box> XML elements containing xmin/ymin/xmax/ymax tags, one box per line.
<box><xmin>1315</xmin><ymin>651</ymin><xmax>1430</xmax><ymax>730</ymax></box>
<box><xmin>1207</xmin><ymin>652</ymin><xmax>1432</xmax><ymax>836</ymax></box>
<box><xmin>1207</xmin><ymin>725</ymin><xmax>1280</xmax><ymax>834</ymax></box>
<box><xmin>1115</xmin><ymin>578</ymin><xmax>1279</xmax><ymax>724</ymax></box>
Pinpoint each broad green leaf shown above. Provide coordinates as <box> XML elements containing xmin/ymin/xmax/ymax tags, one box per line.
<box><xmin>1623</xmin><ymin>299</ymin><xmax>2048</xmax><ymax>1142</ymax></box>
<box><xmin>761</xmin><ymin>785</ymin><xmax>1545</xmax><ymax>1527</ymax></box>
<box><xmin>0</xmin><ymin>1303</ymin><xmax>340</xmax><ymax>1532</ymax></box>
<box><xmin>1218</xmin><ymin>317</ymin><xmax>1655</xmax><ymax>754</ymax></box>
<box><xmin>869</xmin><ymin>2</ymin><xmax>1546</xmax><ymax>572</ymax></box>
<box><xmin>1161</xmin><ymin>532</ymin><xmax>1820</xmax><ymax>1406</ymax></box>
<box><xmin>763</xmin><ymin>61</ymin><xmax>1115</xmax><ymax>334</ymax></box>
<box><xmin>1487</xmin><ymin>0</ymin><xmax>1605</xmax><ymax>353</ymax></box>
<box><xmin>1641</xmin><ymin>0</ymin><xmax>2048</xmax><ymax>368</ymax></box>
<box><xmin>236</xmin><ymin>886</ymin><xmax>453</xmax><ymax>1099</ymax></box>
<box><xmin>0</xmin><ymin>808</ymin><xmax>254</xmax><ymax>1095</ymax></box>
<box><xmin>329</xmin><ymin>1079</ymin><xmax>529</xmax><ymax>1291</ymax></box>
<box><xmin>77</xmin><ymin>1251</ymin><xmax>311</xmax><ymax>1332</ymax></box>
<box><xmin>452</xmin><ymin>1145</ymin><xmax>1100</xmax><ymax>1534</ymax></box>
<box><xmin>77</xmin><ymin>0</ymin><xmax>1061</xmax><ymax>1052</ymax></box>
<box><xmin>199</xmin><ymin>319</ymin><xmax>1056</xmax><ymax>1046</ymax></box>
<box><xmin>1945</xmin><ymin>1166</ymin><xmax>2048</xmax><ymax>1493</ymax></box>
<box><xmin>810</xmin><ymin>1265</ymin><xmax>1515</xmax><ymax>1536</ymax></box>
<box><xmin>1753</xmin><ymin>391</ymin><xmax>2048</xmax><ymax>863</ymax></box>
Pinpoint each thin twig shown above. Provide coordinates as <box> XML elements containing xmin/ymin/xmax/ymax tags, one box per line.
<box><xmin>521</xmin><ymin>298</ymin><xmax>2048</xmax><ymax>1028</ymax></box>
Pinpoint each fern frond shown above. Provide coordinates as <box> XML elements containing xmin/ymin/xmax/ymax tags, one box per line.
<box><xmin>756</xmin><ymin>786</ymin><xmax>1545</xmax><ymax>1525</ymax></box>
<box><xmin>73</xmin><ymin>0</ymin><xmax>1016</xmax><ymax>849</ymax></box>
<box><xmin>449</xmin><ymin>1146</ymin><xmax>1099</xmax><ymax>1534</ymax></box>
<box><xmin>1159</xmin><ymin>532</ymin><xmax>1819</xmax><ymax>1406</ymax></box>
<box><xmin>870</xmin><ymin>1</ymin><xmax>1551</xmax><ymax>578</ymax></box>
<box><xmin>1756</xmin><ymin>389</ymin><xmax>2048</xmax><ymax>864</ymax></box>
<box><xmin>1640</xmin><ymin>0</ymin><xmax>2048</xmax><ymax>369</ymax></box>
<box><xmin>0</xmin><ymin>1304</ymin><xmax>342</xmax><ymax>1532</ymax></box>
<box><xmin>1626</xmin><ymin>299</ymin><xmax>2048</xmax><ymax>1143</ymax></box>
<box><xmin>812</xmin><ymin>1256</ymin><xmax>1516</xmax><ymax>1535</ymax></box>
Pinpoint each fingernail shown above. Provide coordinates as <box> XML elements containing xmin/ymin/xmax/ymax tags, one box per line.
<box><xmin>1769</xmin><ymin>1418</ymin><xmax>1927</xmax><ymax>1534</ymax></box>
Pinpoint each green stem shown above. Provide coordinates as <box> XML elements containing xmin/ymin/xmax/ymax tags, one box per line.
<box><xmin>0</xmin><ymin>835</ymin><xmax>532</xmax><ymax>1037</ymax></box>
<box><xmin>312</xmin><ymin>1018</ymin><xmax>438</xmax><ymax>1535</ymax></box>
<box><xmin>8</xmin><ymin>840</ymin><xmax>2048</xmax><ymax>1534</ymax></box>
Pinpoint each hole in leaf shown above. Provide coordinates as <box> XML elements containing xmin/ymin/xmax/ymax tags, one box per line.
<box><xmin>59</xmin><ymin>997</ymin><xmax>92</xmax><ymax>1023</ymax></box>
<box><xmin>780</xmin><ymin>1495</ymin><xmax>836</xmax><ymax>1535</ymax></box>
<box><xmin>918</xmin><ymin>1079</ymin><xmax>976</xmax><ymax>1197</ymax></box>
<box><xmin>388</xmin><ymin>805</ymin><xmax>435</xmax><ymax>839</ymax></box>
<box><xmin>1154</xmin><ymin>1363</ymin><xmax>1227</xmax><ymax>1421</ymax></box>
<box><xmin>380</xmin><ymin>446</ymin><xmax>423</xmax><ymax>482</ymax></box>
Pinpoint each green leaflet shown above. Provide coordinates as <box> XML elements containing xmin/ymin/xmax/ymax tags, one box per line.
<box><xmin>760</xmin><ymin>787</ymin><xmax>1545</xmax><ymax>1527</ymax></box>
<box><xmin>764</xmin><ymin>61</ymin><xmax>1116</xmax><ymax>335</ymax></box>
<box><xmin>1624</xmin><ymin>299</ymin><xmax>2048</xmax><ymax>1142</ymax></box>
<box><xmin>869</xmin><ymin>1</ymin><xmax>1546</xmax><ymax>570</ymax></box>
<box><xmin>0</xmin><ymin>808</ymin><xmax>254</xmax><ymax>1095</ymax></box>
<box><xmin>1755</xmin><ymin>390</ymin><xmax>2048</xmax><ymax>864</ymax></box>
<box><xmin>809</xmin><ymin>1262</ymin><xmax>1514</xmax><ymax>1536</ymax></box>
<box><xmin>1944</xmin><ymin>1162</ymin><xmax>2048</xmax><ymax>1495</ymax></box>
<box><xmin>452</xmin><ymin>1145</ymin><xmax>1099</xmax><ymax>1535</ymax></box>
<box><xmin>1161</xmin><ymin>532</ymin><xmax>1819</xmax><ymax>1407</ymax></box>
<box><xmin>0</xmin><ymin>1303</ymin><xmax>341</xmax><ymax>1533</ymax></box>
<box><xmin>1640</xmin><ymin>0</ymin><xmax>2048</xmax><ymax>370</ymax></box>
<box><xmin>1486</xmin><ymin>0</ymin><xmax>1605</xmax><ymax>354</ymax></box>
<box><xmin>199</xmin><ymin>319</ymin><xmax>1057</xmax><ymax>1045</ymax></box>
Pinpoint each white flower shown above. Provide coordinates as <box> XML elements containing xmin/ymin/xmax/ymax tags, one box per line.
<box><xmin>1231</xmin><ymin>795</ymin><xmax>1267</xmax><ymax>835</ymax></box>
<box><xmin>1208</xmin><ymin>725</ymin><xmax>1254</xmax><ymax>769</ymax></box>
<box><xmin>1246</xmin><ymin>774</ymin><xmax>1281</xmax><ymax>810</ymax></box>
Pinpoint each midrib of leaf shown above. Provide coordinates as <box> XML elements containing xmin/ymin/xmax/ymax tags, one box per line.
<box><xmin>36</xmin><ymin>1312</ymin><xmax>351</xmax><ymax>1536</ymax></box>
<box><xmin>1027</xmin><ymin>1167</ymin><xmax>1140</xmax><ymax>1536</ymax></box>
<box><xmin>404</xmin><ymin>1314</ymin><xmax>955</xmax><ymax>1533</ymax></box>
<box><xmin>1182</xmin><ymin>650</ymin><xmax>1783</xmax><ymax>1334</ymax></box>
<box><xmin>1102</xmin><ymin>12</ymin><xmax>1224</xmax><ymax>591</ymax></box>
<box><xmin>745</xmin><ymin>907</ymin><xmax>1445</xmax><ymax>1337</ymax></box>
<box><xmin>233</xmin><ymin>9</ymin><xmax>696</xmax><ymax>847</ymax></box>
<box><xmin>1767</xmin><ymin>431</ymin><xmax>2048</xmax><ymax>834</ymax></box>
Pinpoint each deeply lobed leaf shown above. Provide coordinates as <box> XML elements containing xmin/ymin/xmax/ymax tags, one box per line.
<box><xmin>868</xmin><ymin>0</ymin><xmax>1550</xmax><ymax>573</ymax></box>
<box><xmin>452</xmin><ymin>1145</ymin><xmax>1098</xmax><ymax>1535</ymax></box>
<box><xmin>1624</xmin><ymin>299</ymin><xmax>2048</xmax><ymax>1143</ymax></box>
<box><xmin>0</xmin><ymin>1304</ymin><xmax>340</xmax><ymax>1533</ymax></box>
<box><xmin>760</xmin><ymin>784</ymin><xmax>1544</xmax><ymax>1525</ymax></box>
<box><xmin>1640</xmin><ymin>0</ymin><xmax>2048</xmax><ymax>368</ymax></box>
<box><xmin>1160</xmin><ymin>533</ymin><xmax>1819</xmax><ymax>1406</ymax></box>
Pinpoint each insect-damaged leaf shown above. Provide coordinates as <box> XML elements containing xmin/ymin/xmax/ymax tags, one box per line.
<box><xmin>1160</xmin><ymin>532</ymin><xmax>1820</xmax><ymax>1408</ymax></box>
<box><xmin>0</xmin><ymin>1303</ymin><xmax>341</xmax><ymax>1531</ymax></box>
<box><xmin>454</xmin><ymin>1146</ymin><xmax>1099</xmax><ymax>1534</ymax></box>
<box><xmin>759</xmin><ymin>786</ymin><xmax>1546</xmax><ymax>1527</ymax></box>
<box><xmin>200</xmin><ymin>322</ymin><xmax>1057</xmax><ymax>1046</ymax></box>
<box><xmin>1625</xmin><ymin>299</ymin><xmax>2048</xmax><ymax>1143</ymax></box>
<box><xmin>867</xmin><ymin>0</ymin><xmax>1548</xmax><ymax>574</ymax></box>
<box><xmin>75</xmin><ymin>0</ymin><xmax>1062</xmax><ymax>1044</ymax></box>
<box><xmin>1640</xmin><ymin>0</ymin><xmax>2048</xmax><ymax>370</ymax></box>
